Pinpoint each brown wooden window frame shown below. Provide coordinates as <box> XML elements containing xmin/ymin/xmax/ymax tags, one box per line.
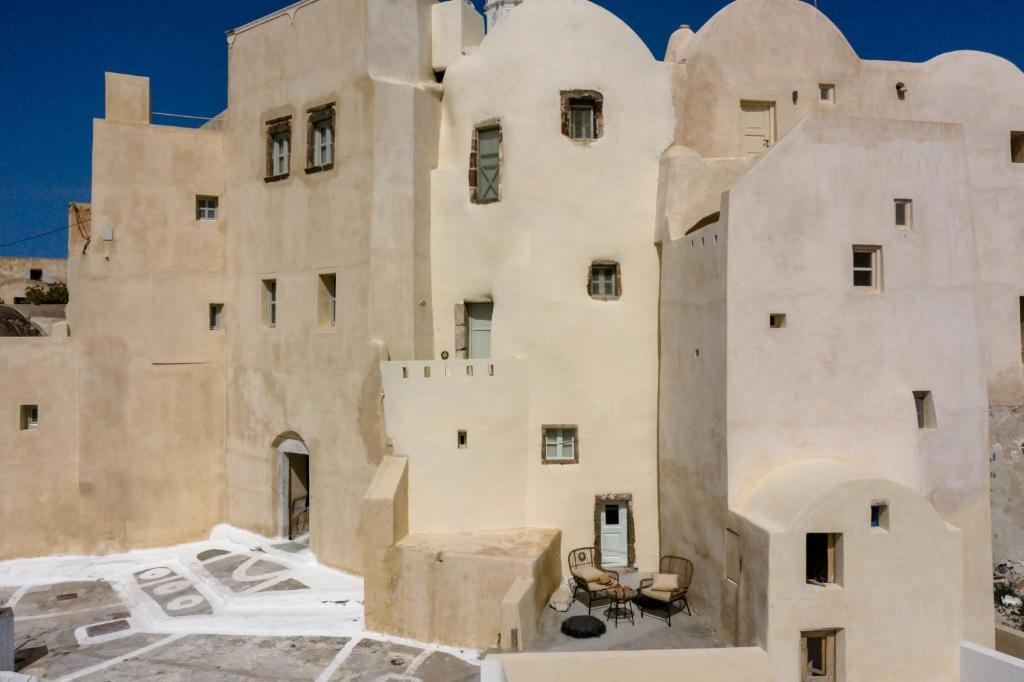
<box><xmin>800</xmin><ymin>629</ymin><xmax>838</xmax><ymax>681</ymax></box>
<box><xmin>305</xmin><ymin>102</ymin><xmax>336</xmax><ymax>174</ymax></box>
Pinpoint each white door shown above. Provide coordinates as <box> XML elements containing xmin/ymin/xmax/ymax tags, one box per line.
<box><xmin>600</xmin><ymin>501</ymin><xmax>628</xmax><ymax>568</ymax></box>
<box><xmin>741</xmin><ymin>101</ymin><xmax>774</xmax><ymax>157</ymax></box>
<box><xmin>467</xmin><ymin>303</ymin><xmax>493</xmax><ymax>359</ymax></box>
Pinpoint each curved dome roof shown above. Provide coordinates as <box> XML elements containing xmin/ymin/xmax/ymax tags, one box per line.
<box><xmin>0</xmin><ymin>305</ymin><xmax>42</xmax><ymax>337</ymax></box>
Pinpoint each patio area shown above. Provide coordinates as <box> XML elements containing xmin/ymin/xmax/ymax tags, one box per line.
<box><xmin>526</xmin><ymin>568</ymin><xmax>729</xmax><ymax>653</ymax></box>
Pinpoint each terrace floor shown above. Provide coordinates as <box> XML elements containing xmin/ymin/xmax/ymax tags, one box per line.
<box><xmin>526</xmin><ymin>569</ymin><xmax>729</xmax><ymax>654</ymax></box>
<box><xmin>0</xmin><ymin>526</ymin><xmax>479</xmax><ymax>681</ymax></box>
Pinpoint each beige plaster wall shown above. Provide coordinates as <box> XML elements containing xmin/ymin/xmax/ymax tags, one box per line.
<box><xmin>429</xmin><ymin>0</ymin><xmax>673</xmax><ymax>571</ymax></box>
<box><xmin>65</xmin><ymin>75</ymin><xmax>227</xmax><ymax>553</ymax></box>
<box><xmin>381</xmin><ymin>359</ymin><xmax>529</xmax><ymax>533</ymax></box>
<box><xmin>0</xmin><ymin>339</ymin><xmax>80</xmax><ymax>558</ymax></box>
<box><xmin>221</xmin><ymin>0</ymin><xmax>439</xmax><ymax>573</ymax></box>
<box><xmin>737</xmin><ymin>465</ymin><xmax>963</xmax><ymax>681</ymax></box>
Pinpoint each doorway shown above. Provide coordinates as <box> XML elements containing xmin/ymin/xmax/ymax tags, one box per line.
<box><xmin>467</xmin><ymin>302</ymin><xmax>493</xmax><ymax>359</ymax></box>
<box><xmin>595</xmin><ymin>494</ymin><xmax>634</xmax><ymax>568</ymax></box>
<box><xmin>276</xmin><ymin>436</ymin><xmax>310</xmax><ymax>541</ymax></box>
<box><xmin>740</xmin><ymin>100</ymin><xmax>775</xmax><ymax>157</ymax></box>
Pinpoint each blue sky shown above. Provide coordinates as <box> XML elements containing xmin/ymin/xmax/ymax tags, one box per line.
<box><xmin>1</xmin><ymin>0</ymin><xmax>1021</xmax><ymax>259</ymax></box>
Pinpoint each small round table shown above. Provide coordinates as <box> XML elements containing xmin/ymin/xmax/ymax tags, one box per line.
<box><xmin>603</xmin><ymin>584</ymin><xmax>636</xmax><ymax>627</ymax></box>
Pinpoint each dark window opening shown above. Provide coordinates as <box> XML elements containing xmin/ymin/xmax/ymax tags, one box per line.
<box><xmin>914</xmin><ymin>391</ymin><xmax>936</xmax><ymax>429</ymax></box>
<box><xmin>29</xmin><ymin>269</ymin><xmax>42</xmax><ymax>281</ymax></box>
<box><xmin>1012</xmin><ymin>132</ymin><xmax>1024</xmax><ymax>163</ymax></box>
<box><xmin>871</xmin><ymin>503</ymin><xmax>889</xmax><ymax>530</ymax></box>
<box><xmin>605</xmin><ymin>505</ymin><xmax>619</xmax><ymax>525</ymax></box>
<box><xmin>769</xmin><ymin>313</ymin><xmax>786</xmax><ymax>328</ymax></box>
<box><xmin>457</xmin><ymin>430</ymin><xmax>467</xmax><ymax>449</ymax></box>
<box><xmin>806</xmin><ymin>533</ymin><xmax>840</xmax><ymax>585</ymax></box>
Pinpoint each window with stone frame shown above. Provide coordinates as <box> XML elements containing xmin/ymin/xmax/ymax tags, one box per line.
<box><xmin>561</xmin><ymin>90</ymin><xmax>604</xmax><ymax>142</ymax></box>
<box><xmin>588</xmin><ymin>261</ymin><xmax>621</xmax><ymax>300</ymax></box>
<box><xmin>470</xmin><ymin>123</ymin><xmax>502</xmax><ymax>204</ymax></box>
<box><xmin>265</xmin><ymin>116</ymin><xmax>292</xmax><ymax>181</ymax></box>
<box><xmin>801</xmin><ymin>630</ymin><xmax>838</xmax><ymax>681</ymax></box>
<box><xmin>306</xmin><ymin>103</ymin><xmax>335</xmax><ymax>172</ymax></box>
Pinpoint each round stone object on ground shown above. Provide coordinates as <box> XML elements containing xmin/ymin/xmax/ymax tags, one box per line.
<box><xmin>560</xmin><ymin>615</ymin><xmax>606</xmax><ymax>639</ymax></box>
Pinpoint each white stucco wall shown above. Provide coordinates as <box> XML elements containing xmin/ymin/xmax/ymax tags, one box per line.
<box><xmin>428</xmin><ymin>0</ymin><xmax>674</xmax><ymax>569</ymax></box>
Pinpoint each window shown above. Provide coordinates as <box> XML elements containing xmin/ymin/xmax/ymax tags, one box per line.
<box><xmin>470</xmin><ymin>124</ymin><xmax>501</xmax><ymax>203</ymax></box>
<box><xmin>801</xmin><ymin>630</ymin><xmax>838</xmax><ymax>681</ymax></box>
<box><xmin>769</xmin><ymin>313</ymin><xmax>787</xmax><ymax>328</ymax></box>
<box><xmin>458</xmin><ymin>430</ymin><xmax>468</xmax><ymax>449</ymax></box>
<box><xmin>209</xmin><ymin>303</ymin><xmax>223</xmax><ymax>330</ymax></box>
<box><xmin>894</xmin><ymin>199</ymin><xmax>912</xmax><ymax>228</ymax></box>
<box><xmin>589</xmin><ymin>262</ymin><xmax>620</xmax><ymax>300</ymax></box>
<box><xmin>870</xmin><ymin>502</ymin><xmax>889</xmax><ymax>530</ymax></box>
<box><xmin>306</xmin><ymin>103</ymin><xmax>335</xmax><ymax>172</ymax></box>
<box><xmin>262</xmin><ymin>279</ymin><xmax>277</xmax><ymax>328</ymax></box>
<box><xmin>1011</xmin><ymin>132</ymin><xmax>1024</xmax><ymax>163</ymax></box>
<box><xmin>196</xmin><ymin>196</ymin><xmax>218</xmax><ymax>221</ymax></box>
<box><xmin>466</xmin><ymin>302</ymin><xmax>493</xmax><ymax>359</ymax></box>
<box><xmin>318</xmin><ymin>273</ymin><xmax>337</xmax><ymax>328</ymax></box>
<box><xmin>913</xmin><ymin>391</ymin><xmax>936</xmax><ymax>429</ymax></box>
<box><xmin>20</xmin><ymin>405</ymin><xmax>38</xmax><ymax>430</ymax></box>
<box><xmin>819</xmin><ymin>84</ymin><xmax>835</xmax><ymax>104</ymax></box>
<box><xmin>1019</xmin><ymin>297</ymin><xmax>1024</xmax><ymax>364</ymax></box>
<box><xmin>806</xmin><ymin>533</ymin><xmax>841</xmax><ymax>585</ymax></box>
<box><xmin>29</xmin><ymin>269</ymin><xmax>42</xmax><ymax>281</ymax></box>
<box><xmin>543</xmin><ymin>426</ymin><xmax>578</xmax><ymax>464</ymax></box>
<box><xmin>561</xmin><ymin>90</ymin><xmax>604</xmax><ymax>141</ymax></box>
<box><xmin>852</xmin><ymin>246</ymin><xmax>881</xmax><ymax>291</ymax></box>
<box><xmin>265</xmin><ymin>116</ymin><xmax>292</xmax><ymax>180</ymax></box>
<box><xmin>726</xmin><ymin>529</ymin><xmax>741</xmax><ymax>583</ymax></box>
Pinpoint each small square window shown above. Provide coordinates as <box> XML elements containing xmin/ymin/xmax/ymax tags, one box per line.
<box><xmin>196</xmin><ymin>196</ymin><xmax>219</xmax><ymax>221</ymax></box>
<box><xmin>318</xmin><ymin>273</ymin><xmax>337</xmax><ymax>328</ymax></box>
<box><xmin>209</xmin><ymin>303</ymin><xmax>223</xmax><ymax>330</ymax></box>
<box><xmin>913</xmin><ymin>391</ymin><xmax>936</xmax><ymax>429</ymax></box>
<box><xmin>604</xmin><ymin>504</ymin><xmax>619</xmax><ymax>525</ymax></box>
<box><xmin>29</xmin><ymin>268</ymin><xmax>42</xmax><ymax>281</ymax></box>
<box><xmin>1011</xmin><ymin>132</ymin><xmax>1024</xmax><ymax>163</ymax></box>
<box><xmin>806</xmin><ymin>533</ymin><xmax>841</xmax><ymax>585</ymax></box>
<box><xmin>457</xmin><ymin>430</ymin><xmax>468</xmax><ymax>449</ymax></box>
<box><xmin>819</xmin><ymin>84</ymin><xmax>835</xmax><ymax>103</ymax></box>
<box><xmin>852</xmin><ymin>245</ymin><xmax>881</xmax><ymax>291</ymax></box>
<box><xmin>561</xmin><ymin>90</ymin><xmax>604</xmax><ymax>142</ymax></box>
<box><xmin>801</xmin><ymin>630</ymin><xmax>838</xmax><ymax>680</ymax></box>
<box><xmin>262</xmin><ymin>279</ymin><xmax>277</xmax><ymax>328</ymax></box>
<box><xmin>870</xmin><ymin>502</ymin><xmax>889</xmax><ymax>530</ymax></box>
<box><xmin>543</xmin><ymin>426</ymin><xmax>578</xmax><ymax>464</ymax></box>
<box><xmin>769</xmin><ymin>313</ymin><xmax>786</xmax><ymax>328</ymax></box>
<box><xmin>894</xmin><ymin>199</ymin><xmax>912</xmax><ymax>228</ymax></box>
<box><xmin>20</xmin><ymin>405</ymin><xmax>38</xmax><ymax>430</ymax></box>
<box><xmin>589</xmin><ymin>262</ymin><xmax>620</xmax><ymax>300</ymax></box>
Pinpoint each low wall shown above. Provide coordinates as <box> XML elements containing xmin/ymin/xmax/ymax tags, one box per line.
<box><xmin>361</xmin><ymin>455</ymin><xmax>561</xmax><ymax>651</ymax></box>
<box><xmin>961</xmin><ymin>640</ymin><xmax>1024</xmax><ymax>681</ymax></box>
<box><xmin>482</xmin><ymin>646</ymin><xmax>769</xmax><ymax>682</ymax></box>
<box><xmin>995</xmin><ymin>625</ymin><xmax>1024</xmax><ymax>661</ymax></box>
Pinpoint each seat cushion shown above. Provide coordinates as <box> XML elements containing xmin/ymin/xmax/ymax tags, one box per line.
<box><xmin>585</xmin><ymin>580</ymin><xmax>609</xmax><ymax>593</ymax></box>
<box><xmin>640</xmin><ymin>587</ymin><xmax>675</xmax><ymax>602</ymax></box>
<box><xmin>651</xmin><ymin>573</ymin><xmax>679</xmax><ymax>591</ymax></box>
<box><xmin>572</xmin><ymin>565</ymin><xmax>606</xmax><ymax>583</ymax></box>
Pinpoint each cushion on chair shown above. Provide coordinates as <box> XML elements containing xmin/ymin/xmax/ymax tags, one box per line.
<box><xmin>640</xmin><ymin>587</ymin><xmax>675</xmax><ymax>602</ymax></box>
<box><xmin>651</xmin><ymin>573</ymin><xmax>679</xmax><ymax>591</ymax></box>
<box><xmin>572</xmin><ymin>565</ymin><xmax>606</xmax><ymax>583</ymax></box>
<box><xmin>585</xmin><ymin>580</ymin><xmax>609</xmax><ymax>593</ymax></box>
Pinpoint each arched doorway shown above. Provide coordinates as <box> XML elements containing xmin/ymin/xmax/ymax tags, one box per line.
<box><xmin>274</xmin><ymin>434</ymin><xmax>310</xmax><ymax>541</ymax></box>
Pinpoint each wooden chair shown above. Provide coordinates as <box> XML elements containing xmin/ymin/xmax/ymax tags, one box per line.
<box><xmin>567</xmin><ymin>547</ymin><xmax>620</xmax><ymax>616</ymax></box>
<box><xmin>637</xmin><ymin>555</ymin><xmax>693</xmax><ymax>626</ymax></box>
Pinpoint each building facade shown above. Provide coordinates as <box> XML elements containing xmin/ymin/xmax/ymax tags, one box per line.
<box><xmin>3</xmin><ymin>0</ymin><xmax>1022</xmax><ymax>678</ymax></box>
